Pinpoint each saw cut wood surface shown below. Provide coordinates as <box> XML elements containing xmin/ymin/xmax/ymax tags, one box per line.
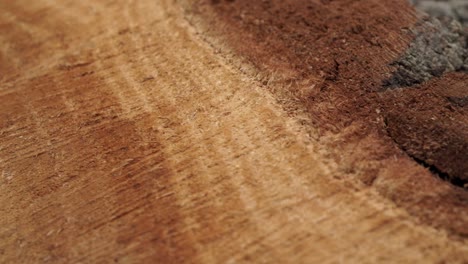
<box><xmin>0</xmin><ymin>0</ymin><xmax>467</xmax><ymax>263</ymax></box>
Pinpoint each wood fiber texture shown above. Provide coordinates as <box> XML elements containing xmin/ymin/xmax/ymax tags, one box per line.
<box><xmin>183</xmin><ymin>0</ymin><xmax>468</xmax><ymax>236</ymax></box>
<box><xmin>0</xmin><ymin>0</ymin><xmax>467</xmax><ymax>263</ymax></box>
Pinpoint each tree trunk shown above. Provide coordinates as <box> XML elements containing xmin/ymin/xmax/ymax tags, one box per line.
<box><xmin>0</xmin><ymin>0</ymin><xmax>467</xmax><ymax>262</ymax></box>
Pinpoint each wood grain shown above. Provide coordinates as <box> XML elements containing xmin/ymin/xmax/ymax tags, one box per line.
<box><xmin>0</xmin><ymin>0</ymin><xmax>467</xmax><ymax>263</ymax></box>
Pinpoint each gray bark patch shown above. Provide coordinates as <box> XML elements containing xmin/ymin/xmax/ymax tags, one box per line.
<box><xmin>410</xmin><ymin>0</ymin><xmax>468</xmax><ymax>26</ymax></box>
<box><xmin>384</xmin><ymin>16</ymin><xmax>467</xmax><ymax>88</ymax></box>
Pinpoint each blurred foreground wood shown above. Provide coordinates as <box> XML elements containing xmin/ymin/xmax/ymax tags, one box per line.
<box><xmin>0</xmin><ymin>0</ymin><xmax>467</xmax><ymax>263</ymax></box>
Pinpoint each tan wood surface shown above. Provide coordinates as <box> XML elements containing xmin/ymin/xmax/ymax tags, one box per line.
<box><xmin>0</xmin><ymin>0</ymin><xmax>467</xmax><ymax>263</ymax></box>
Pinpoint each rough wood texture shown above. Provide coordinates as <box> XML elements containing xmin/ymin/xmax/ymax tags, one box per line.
<box><xmin>0</xmin><ymin>0</ymin><xmax>467</xmax><ymax>263</ymax></box>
